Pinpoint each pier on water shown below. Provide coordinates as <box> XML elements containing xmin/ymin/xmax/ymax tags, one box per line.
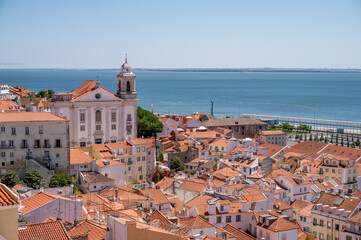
<box><xmin>242</xmin><ymin>113</ymin><xmax>361</xmax><ymax>136</ymax></box>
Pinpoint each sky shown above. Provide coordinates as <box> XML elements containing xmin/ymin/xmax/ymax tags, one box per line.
<box><xmin>0</xmin><ymin>0</ymin><xmax>361</xmax><ymax>69</ymax></box>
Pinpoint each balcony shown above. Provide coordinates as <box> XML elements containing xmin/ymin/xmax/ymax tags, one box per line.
<box><xmin>0</xmin><ymin>145</ymin><xmax>7</xmax><ymax>149</ymax></box>
<box><xmin>43</xmin><ymin>156</ymin><xmax>52</xmax><ymax>161</ymax></box>
<box><xmin>43</xmin><ymin>144</ymin><xmax>51</xmax><ymax>148</ymax></box>
<box><xmin>21</xmin><ymin>145</ymin><xmax>29</xmax><ymax>149</ymax></box>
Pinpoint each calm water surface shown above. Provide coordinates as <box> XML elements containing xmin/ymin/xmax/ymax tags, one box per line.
<box><xmin>0</xmin><ymin>70</ymin><xmax>360</xmax><ymax>121</ymax></box>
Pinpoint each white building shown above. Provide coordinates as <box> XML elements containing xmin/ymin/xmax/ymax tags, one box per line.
<box><xmin>51</xmin><ymin>58</ymin><xmax>138</xmax><ymax>147</ymax></box>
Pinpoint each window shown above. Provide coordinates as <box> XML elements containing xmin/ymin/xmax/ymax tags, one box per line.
<box><xmin>80</xmin><ymin>125</ymin><xmax>85</xmax><ymax>131</ymax></box>
<box><xmin>137</xmin><ymin>157</ymin><xmax>140</xmax><ymax>162</ymax></box>
<box><xmin>319</xmin><ymin>233</ymin><xmax>324</xmax><ymax>240</ymax></box>
<box><xmin>127</xmin><ymin>114</ymin><xmax>132</xmax><ymax>121</ymax></box>
<box><xmin>21</xmin><ymin>139</ymin><xmax>28</xmax><ymax>148</ymax></box>
<box><xmin>34</xmin><ymin>139</ymin><xmax>40</xmax><ymax>148</ymax></box>
<box><xmin>55</xmin><ymin>163</ymin><xmax>59</xmax><ymax>168</ymax></box>
<box><xmin>44</xmin><ymin>139</ymin><xmax>50</xmax><ymax>148</ymax></box>
<box><xmin>11</xmin><ymin>127</ymin><xmax>16</xmax><ymax>135</ymax></box>
<box><xmin>56</xmin><ymin>154</ymin><xmax>59</xmax><ymax>158</ymax></box>
<box><xmin>95</xmin><ymin>138</ymin><xmax>102</xmax><ymax>144</ymax></box>
<box><xmin>142</xmin><ymin>147</ymin><xmax>145</xmax><ymax>152</ymax></box>
<box><xmin>1</xmin><ymin>162</ymin><xmax>4</xmax><ymax>166</ymax></box>
<box><xmin>10</xmin><ymin>152</ymin><xmax>14</xmax><ymax>157</ymax></box>
<box><xmin>10</xmin><ymin>161</ymin><xmax>14</xmax><ymax>165</ymax></box>
<box><xmin>236</xmin><ymin>215</ymin><xmax>241</xmax><ymax>222</ymax></box>
<box><xmin>338</xmin><ymin>169</ymin><xmax>341</xmax><ymax>174</ymax></box>
<box><xmin>126</xmin><ymin>81</ymin><xmax>131</xmax><ymax>92</ymax></box>
<box><xmin>80</xmin><ymin>142</ymin><xmax>86</xmax><ymax>147</ymax></box>
<box><xmin>0</xmin><ymin>126</ymin><xmax>5</xmax><ymax>132</ymax></box>
<box><xmin>95</xmin><ymin>110</ymin><xmax>101</xmax><ymax>122</ymax></box>
<box><xmin>217</xmin><ymin>216</ymin><xmax>222</xmax><ymax>223</ymax></box>
<box><xmin>138</xmin><ymin>166</ymin><xmax>142</xmax><ymax>171</ymax></box>
<box><xmin>1</xmin><ymin>152</ymin><xmax>5</xmax><ymax>157</ymax></box>
<box><xmin>111</xmin><ymin>124</ymin><xmax>116</xmax><ymax>130</ymax></box>
<box><xmin>332</xmin><ymin>169</ymin><xmax>335</xmax><ymax>173</ymax></box>
<box><xmin>320</xmin><ymin>219</ymin><xmax>324</xmax><ymax>226</ymax></box>
<box><xmin>39</xmin><ymin>126</ymin><xmax>43</xmax><ymax>134</ymax></box>
<box><xmin>80</xmin><ymin>113</ymin><xmax>85</xmax><ymax>123</ymax></box>
<box><xmin>55</xmin><ymin>139</ymin><xmax>61</xmax><ymax>148</ymax></box>
<box><xmin>142</xmin><ymin>156</ymin><xmax>145</xmax><ymax>161</ymax></box>
<box><xmin>8</xmin><ymin>140</ymin><xmax>13</xmax><ymax>147</ymax></box>
<box><xmin>25</xmin><ymin>126</ymin><xmax>30</xmax><ymax>135</ymax></box>
<box><xmin>327</xmin><ymin>221</ymin><xmax>331</xmax><ymax>229</ymax></box>
<box><xmin>96</xmin><ymin>125</ymin><xmax>101</xmax><ymax>131</ymax></box>
<box><xmin>111</xmin><ymin>112</ymin><xmax>116</xmax><ymax>122</ymax></box>
<box><xmin>220</xmin><ymin>206</ymin><xmax>224</xmax><ymax>211</ymax></box>
<box><xmin>226</xmin><ymin>216</ymin><xmax>231</xmax><ymax>223</ymax></box>
<box><xmin>137</xmin><ymin>147</ymin><xmax>140</xmax><ymax>152</ymax></box>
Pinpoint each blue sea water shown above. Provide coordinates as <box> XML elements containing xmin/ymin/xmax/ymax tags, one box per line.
<box><xmin>0</xmin><ymin>69</ymin><xmax>360</xmax><ymax>121</ymax></box>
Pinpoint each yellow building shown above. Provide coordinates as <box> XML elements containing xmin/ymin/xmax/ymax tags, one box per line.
<box><xmin>311</xmin><ymin>192</ymin><xmax>361</xmax><ymax>240</ymax></box>
<box><xmin>318</xmin><ymin>154</ymin><xmax>358</xmax><ymax>189</ymax></box>
<box><xmin>0</xmin><ymin>183</ymin><xmax>19</xmax><ymax>240</ymax></box>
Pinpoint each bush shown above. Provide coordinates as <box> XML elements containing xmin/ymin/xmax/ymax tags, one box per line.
<box><xmin>24</xmin><ymin>170</ymin><xmax>43</xmax><ymax>189</ymax></box>
<box><xmin>49</xmin><ymin>174</ymin><xmax>72</xmax><ymax>188</ymax></box>
<box><xmin>1</xmin><ymin>171</ymin><xmax>20</xmax><ymax>188</ymax></box>
<box><xmin>169</xmin><ymin>158</ymin><xmax>184</xmax><ymax>172</ymax></box>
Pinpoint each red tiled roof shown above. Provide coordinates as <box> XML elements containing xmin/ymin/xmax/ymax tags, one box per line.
<box><xmin>0</xmin><ymin>100</ymin><xmax>25</xmax><ymax>111</ymax></box>
<box><xmin>223</xmin><ymin>224</ymin><xmax>256</xmax><ymax>240</ymax></box>
<box><xmin>0</xmin><ymin>112</ymin><xmax>69</xmax><ymax>123</ymax></box>
<box><xmin>70</xmin><ymin>149</ymin><xmax>93</xmax><ymax>165</ymax></box>
<box><xmin>19</xmin><ymin>192</ymin><xmax>69</xmax><ymax>214</ymax></box>
<box><xmin>0</xmin><ymin>183</ymin><xmax>18</xmax><ymax>206</ymax></box>
<box><xmin>19</xmin><ymin>221</ymin><xmax>71</xmax><ymax>240</ymax></box>
<box><xmin>67</xmin><ymin>219</ymin><xmax>106</xmax><ymax>240</ymax></box>
<box><xmin>180</xmin><ymin>216</ymin><xmax>215</xmax><ymax>230</ymax></box>
<box><xmin>141</xmin><ymin>188</ymin><xmax>169</xmax><ymax>205</ymax></box>
<box><xmin>151</xmin><ymin>210</ymin><xmax>173</xmax><ymax>229</ymax></box>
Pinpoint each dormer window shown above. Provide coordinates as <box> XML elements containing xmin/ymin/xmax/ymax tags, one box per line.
<box><xmin>220</xmin><ymin>206</ymin><xmax>224</xmax><ymax>211</ymax></box>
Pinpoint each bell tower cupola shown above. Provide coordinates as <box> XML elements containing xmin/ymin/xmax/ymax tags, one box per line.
<box><xmin>116</xmin><ymin>55</ymin><xmax>137</xmax><ymax>99</ymax></box>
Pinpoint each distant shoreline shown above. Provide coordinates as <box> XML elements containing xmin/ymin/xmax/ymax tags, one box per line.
<box><xmin>0</xmin><ymin>68</ymin><xmax>360</xmax><ymax>73</ymax></box>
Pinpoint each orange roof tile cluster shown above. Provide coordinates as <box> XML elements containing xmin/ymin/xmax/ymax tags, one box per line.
<box><xmin>151</xmin><ymin>210</ymin><xmax>174</xmax><ymax>229</ymax></box>
<box><xmin>241</xmin><ymin>193</ymin><xmax>267</xmax><ymax>202</ymax></box>
<box><xmin>258</xmin><ymin>143</ymin><xmax>285</xmax><ymax>158</ymax></box>
<box><xmin>141</xmin><ymin>188</ymin><xmax>169</xmax><ymax>205</ymax></box>
<box><xmin>297</xmin><ymin>203</ymin><xmax>314</xmax><ymax>218</ymax></box>
<box><xmin>154</xmin><ymin>177</ymin><xmax>180</xmax><ymax>191</ymax></box>
<box><xmin>184</xmin><ymin>195</ymin><xmax>214</xmax><ymax>209</ymax></box>
<box><xmin>19</xmin><ymin>192</ymin><xmax>67</xmax><ymax>214</ymax></box>
<box><xmin>81</xmin><ymin>172</ymin><xmax>114</xmax><ymax>184</ymax></box>
<box><xmin>67</xmin><ymin>219</ymin><xmax>106</xmax><ymax>240</ymax></box>
<box><xmin>223</xmin><ymin>224</ymin><xmax>257</xmax><ymax>240</ymax></box>
<box><xmin>261</xmin><ymin>130</ymin><xmax>286</xmax><ymax>136</ymax></box>
<box><xmin>0</xmin><ymin>100</ymin><xmax>25</xmax><ymax>111</ymax></box>
<box><xmin>257</xmin><ymin>215</ymin><xmax>298</xmax><ymax>232</ymax></box>
<box><xmin>94</xmin><ymin>159</ymin><xmax>124</xmax><ymax>168</ymax></box>
<box><xmin>0</xmin><ymin>112</ymin><xmax>69</xmax><ymax>122</ymax></box>
<box><xmin>70</xmin><ymin>149</ymin><xmax>93</xmax><ymax>165</ymax></box>
<box><xmin>179</xmin><ymin>178</ymin><xmax>208</xmax><ymax>192</ymax></box>
<box><xmin>18</xmin><ymin>221</ymin><xmax>71</xmax><ymax>240</ymax></box>
<box><xmin>33</xmin><ymin>99</ymin><xmax>52</xmax><ymax>108</ymax></box>
<box><xmin>0</xmin><ymin>183</ymin><xmax>18</xmax><ymax>206</ymax></box>
<box><xmin>180</xmin><ymin>216</ymin><xmax>215</xmax><ymax>230</ymax></box>
<box><xmin>9</xmin><ymin>86</ymin><xmax>32</xmax><ymax>97</ymax></box>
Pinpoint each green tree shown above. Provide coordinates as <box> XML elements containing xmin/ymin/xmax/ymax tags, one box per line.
<box><xmin>1</xmin><ymin>171</ymin><xmax>20</xmax><ymax>188</ymax></box>
<box><xmin>324</xmin><ymin>138</ymin><xmax>329</xmax><ymax>143</ymax></box>
<box><xmin>336</xmin><ymin>134</ymin><xmax>339</xmax><ymax>145</ymax></box>
<box><xmin>300</xmin><ymin>134</ymin><xmax>303</xmax><ymax>141</ymax></box>
<box><xmin>347</xmin><ymin>140</ymin><xmax>350</xmax><ymax>148</ymax></box>
<box><xmin>356</xmin><ymin>137</ymin><xmax>360</xmax><ymax>147</ymax></box>
<box><xmin>24</xmin><ymin>170</ymin><xmax>43</xmax><ymax>189</ymax></box>
<box><xmin>35</xmin><ymin>89</ymin><xmax>55</xmax><ymax>99</ymax></box>
<box><xmin>137</xmin><ymin>107</ymin><xmax>163</xmax><ymax>138</ymax></box>
<box><xmin>295</xmin><ymin>134</ymin><xmax>299</xmax><ymax>139</ymax></box>
<box><xmin>314</xmin><ymin>134</ymin><xmax>319</xmax><ymax>142</ymax></box>
<box><xmin>341</xmin><ymin>138</ymin><xmax>344</xmax><ymax>147</ymax></box>
<box><xmin>309</xmin><ymin>134</ymin><xmax>313</xmax><ymax>141</ymax></box>
<box><xmin>281</xmin><ymin>122</ymin><xmax>294</xmax><ymax>133</ymax></box>
<box><xmin>169</xmin><ymin>158</ymin><xmax>184</xmax><ymax>172</ymax></box>
<box><xmin>49</xmin><ymin>174</ymin><xmax>72</xmax><ymax>188</ymax></box>
<box><xmin>157</xmin><ymin>152</ymin><xmax>164</xmax><ymax>162</ymax></box>
<box><xmin>320</xmin><ymin>133</ymin><xmax>324</xmax><ymax>141</ymax></box>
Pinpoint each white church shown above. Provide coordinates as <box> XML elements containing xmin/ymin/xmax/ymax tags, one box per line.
<box><xmin>51</xmin><ymin>58</ymin><xmax>138</xmax><ymax>147</ymax></box>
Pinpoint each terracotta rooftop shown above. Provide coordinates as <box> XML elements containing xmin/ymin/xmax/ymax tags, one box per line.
<box><xmin>203</xmin><ymin>117</ymin><xmax>267</xmax><ymax>127</ymax></box>
<box><xmin>141</xmin><ymin>188</ymin><xmax>169</xmax><ymax>205</ymax></box>
<box><xmin>180</xmin><ymin>216</ymin><xmax>215</xmax><ymax>230</ymax></box>
<box><xmin>67</xmin><ymin>219</ymin><xmax>106</xmax><ymax>240</ymax></box>
<box><xmin>94</xmin><ymin>159</ymin><xmax>124</xmax><ymax>168</ymax></box>
<box><xmin>19</xmin><ymin>221</ymin><xmax>71</xmax><ymax>240</ymax></box>
<box><xmin>0</xmin><ymin>100</ymin><xmax>25</xmax><ymax>111</ymax></box>
<box><xmin>0</xmin><ymin>183</ymin><xmax>18</xmax><ymax>206</ymax></box>
<box><xmin>151</xmin><ymin>210</ymin><xmax>174</xmax><ymax>229</ymax></box>
<box><xmin>70</xmin><ymin>149</ymin><xmax>93</xmax><ymax>165</ymax></box>
<box><xmin>33</xmin><ymin>100</ymin><xmax>51</xmax><ymax>108</ymax></box>
<box><xmin>81</xmin><ymin>172</ymin><xmax>114</xmax><ymax>184</ymax></box>
<box><xmin>19</xmin><ymin>192</ymin><xmax>69</xmax><ymax>214</ymax></box>
<box><xmin>223</xmin><ymin>224</ymin><xmax>257</xmax><ymax>240</ymax></box>
<box><xmin>261</xmin><ymin>130</ymin><xmax>286</xmax><ymax>136</ymax></box>
<box><xmin>0</xmin><ymin>112</ymin><xmax>69</xmax><ymax>122</ymax></box>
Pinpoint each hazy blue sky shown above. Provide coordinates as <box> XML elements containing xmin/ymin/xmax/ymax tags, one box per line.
<box><xmin>0</xmin><ymin>0</ymin><xmax>361</xmax><ymax>69</ymax></box>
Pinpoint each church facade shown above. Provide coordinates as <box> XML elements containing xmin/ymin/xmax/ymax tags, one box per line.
<box><xmin>51</xmin><ymin>59</ymin><xmax>138</xmax><ymax>147</ymax></box>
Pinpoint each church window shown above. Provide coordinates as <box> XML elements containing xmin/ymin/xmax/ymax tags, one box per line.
<box><xmin>95</xmin><ymin>93</ymin><xmax>101</xmax><ymax>99</ymax></box>
<box><xmin>127</xmin><ymin>81</ymin><xmax>131</xmax><ymax>92</ymax></box>
<box><xmin>111</xmin><ymin>112</ymin><xmax>116</xmax><ymax>122</ymax></box>
<box><xmin>95</xmin><ymin>110</ymin><xmax>101</xmax><ymax>122</ymax></box>
<box><xmin>80</xmin><ymin>113</ymin><xmax>85</xmax><ymax>123</ymax></box>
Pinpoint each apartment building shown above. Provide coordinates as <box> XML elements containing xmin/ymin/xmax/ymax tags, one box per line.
<box><xmin>311</xmin><ymin>192</ymin><xmax>361</xmax><ymax>240</ymax></box>
<box><xmin>0</xmin><ymin>112</ymin><xmax>70</xmax><ymax>177</ymax></box>
<box><xmin>258</xmin><ymin>130</ymin><xmax>287</xmax><ymax>146</ymax></box>
<box><xmin>318</xmin><ymin>154</ymin><xmax>359</xmax><ymax>189</ymax></box>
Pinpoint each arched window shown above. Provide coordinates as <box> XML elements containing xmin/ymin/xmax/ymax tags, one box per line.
<box><xmin>95</xmin><ymin>110</ymin><xmax>101</xmax><ymax>122</ymax></box>
<box><xmin>127</xmin><ymin>81</ymin><xmax>131</xmax><ymax>92</ymax></box>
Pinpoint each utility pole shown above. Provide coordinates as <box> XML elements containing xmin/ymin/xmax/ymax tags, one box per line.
<box><xmin>211</xmin><ymin>101</ymin><xmax>214</xmax><ymax>116</ymax></box>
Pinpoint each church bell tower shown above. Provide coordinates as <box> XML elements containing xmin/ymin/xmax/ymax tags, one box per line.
<box><xmin>116</xmin><ymin>55</ymin><xmax>137</xmax><ymax>100</ymax></box>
